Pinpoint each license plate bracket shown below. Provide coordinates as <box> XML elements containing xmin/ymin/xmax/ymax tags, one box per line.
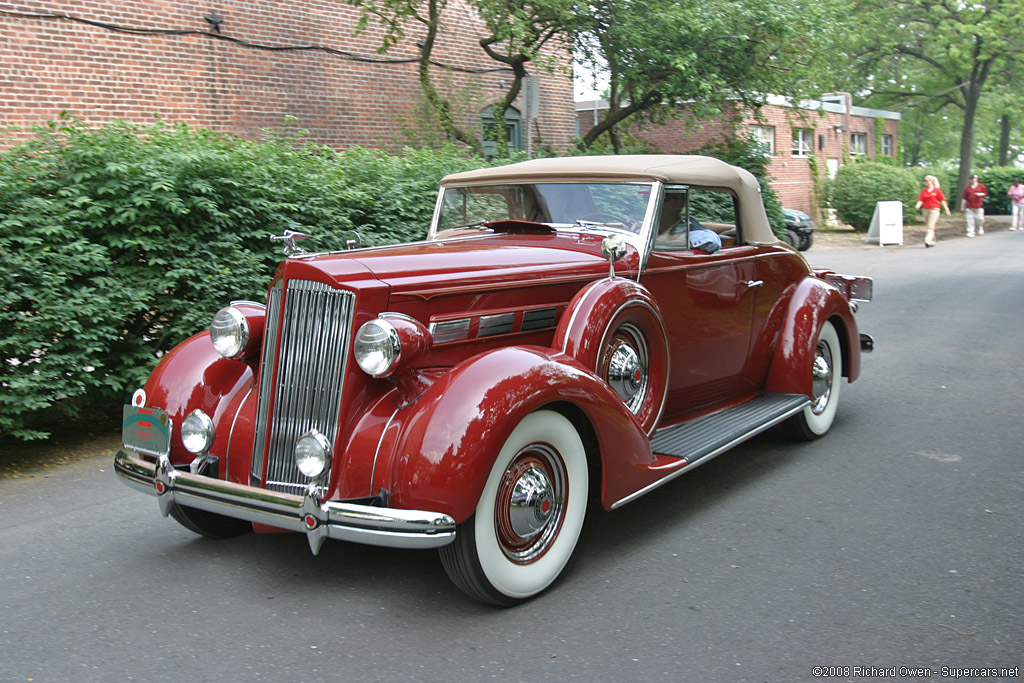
<box><xmin>122</xmin><ymin>405</ymin><xmax>172</xmax><ymax>457</ymax></box>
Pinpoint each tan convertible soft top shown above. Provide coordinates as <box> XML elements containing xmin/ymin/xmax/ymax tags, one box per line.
<box><xmin>440</xmin><ymin>155</ymin><xmax>777</xmax><ymax>245</ymax></box>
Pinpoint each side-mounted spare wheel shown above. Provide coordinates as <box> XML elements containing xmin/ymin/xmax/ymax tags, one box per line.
<box><xmin>439</xmin><ymin>410</ymin><xmax>588</xmax><ymax>606</ymax></box>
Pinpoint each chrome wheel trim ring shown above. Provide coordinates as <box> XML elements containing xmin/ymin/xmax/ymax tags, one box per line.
<box><xmin>810</xmin><ymin>340</ymin><xmax>834</xmax><ymax>415</ymax></box>
<box><xmin>494</xmin><ymin>445</ymin><xmax>567</xmax><ymax>564</ymax></box>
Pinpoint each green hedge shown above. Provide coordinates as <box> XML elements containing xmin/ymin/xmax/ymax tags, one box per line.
<box><xmin>975</xmin><ymin>166</ymin><xmax>1023</xmax><ymax>215</ymax></box>
<box><xmin>1</xmin><ymin>117</ymin><xmax>784</xmax><ymax>440</ymax></box>
<box><xmin>828</xmin><ymin>162</ymin><xmax>920</xmax><ymax>231</ymax></box>
<box><xmin>0</xmin><ymin>117</ymin><xmax>485</xmax><ymax>439</ymax></box>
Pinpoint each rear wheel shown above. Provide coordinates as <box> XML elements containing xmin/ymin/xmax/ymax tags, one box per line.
<box><xmin>439</xmin><ymin>410</ymin><xmax>588</xmax><ymax>605</ymax></box>
<box><xmin>169</xmin><ymin>503</ymin><xmax>251</xmax><ymax>539</ymax></box>
<box><xmin>784</xmin><ymin>320</ymin><xmax>842</xmax><ymax>441</ymax></box>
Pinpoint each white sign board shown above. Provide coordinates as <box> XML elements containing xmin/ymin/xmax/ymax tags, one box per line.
<box><xmin>866</xmin><ymin>201</ymin><xmax>904</xmax><ymax>246</ymax></box>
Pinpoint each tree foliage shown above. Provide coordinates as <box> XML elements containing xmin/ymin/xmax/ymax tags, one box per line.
<box><xmin>574</xmin><ymin>0</ymin><xmax>841</xmax><ymax>150</ymax></box>
<box><xmin>349</xmin><ymin>0</ymin><xmax>578</xmax><ymax>156</ymax></box>
<box><xmin>842</xmin><ymin>0</ymin><xmax>1024</xmax><ymax>191</ymax></box>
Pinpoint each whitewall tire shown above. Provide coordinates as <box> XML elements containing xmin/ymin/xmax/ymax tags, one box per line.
<box><xmin>439</xmin><ymin>410</ymin><xmax>588</xmax><ymax>605</ymax></box>
<box><xmin>784</xmin><ymin>320</ymin><xmax>842</xmax><ymax>441</ymax></box>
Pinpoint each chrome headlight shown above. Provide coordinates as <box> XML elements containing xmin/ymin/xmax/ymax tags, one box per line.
<box><xmin>210</xmin><ymin>307</ymin><xmax>250</xmax><ymax>359</ymax></box>
<box><xmin>354</xmin><ymin>319</ymin><xmax>401</xmax><ymax>377</ymax></box>
<box><xmin>295</xmin><ymin>430</ymin><xmax>332</xmax><ymax>479</ymax></box>
<box><xmin>181</xmin><ymin>409</ymin><xmax>215</xmax><ymax>455</ymax></box>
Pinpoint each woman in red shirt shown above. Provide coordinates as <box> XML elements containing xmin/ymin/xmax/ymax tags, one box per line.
<box><xmin>915</xmin><ymin>175</ymin><xmax>951</xmax><ymax>248</ymax></box>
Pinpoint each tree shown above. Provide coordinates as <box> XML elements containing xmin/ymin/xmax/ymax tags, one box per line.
<box><xmin>349</xmin><ymin>0</ymin><xmax>579</xmax><ymax>156</ymax></box>
<box><xmin>573</xmin><ymin>0</ymin><xmax>841</xmax><ymax>150</ymax></box>
<box><xmin>844</xmin><ymin>0</ymin><xmax>1024</xmax><ymax>194</ymax></box>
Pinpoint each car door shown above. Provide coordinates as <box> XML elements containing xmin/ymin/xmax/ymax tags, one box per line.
<box><xmin>640</xmin><ymin>187</ymin><xmax>760</xmax><ymax>422</ymax></box>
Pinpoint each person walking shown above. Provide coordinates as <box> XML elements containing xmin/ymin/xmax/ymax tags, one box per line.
<box><xmin>1008</xmin><ymin>179</ymin><xmax>1024</xmax><ymax>231</ymax></box>
<box><xmin>915</xmin><ymin>175</ymin><xmax>951</xmax><ymax>248</ymax></box>
<box><xmin>960</xmin><ymin>174</ymin><xmax>988</xmax><ymax>237</ymax></box>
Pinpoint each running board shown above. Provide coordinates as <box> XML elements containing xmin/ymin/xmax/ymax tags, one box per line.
<box><xmin>612</xmin><ymin>393</ymin><xmax>809</xmax><ymax>510</ymax></box>
<box><xmin>651</xmin><ymin>393</ymin><xmax>809</xmax><ymax>463</ymax></box>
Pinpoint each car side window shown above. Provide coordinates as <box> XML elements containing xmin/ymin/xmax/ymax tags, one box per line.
<box><xmin>653</xmin><ymin>187</ymin><xmax>740</xmax><ymax>252</ymax></box>
<box><xmin>689</xmin><ymin>188</ymin><xmax>740</xmax><ymax>249</ymax></box>
<box><xmin>653</xmin><ymin>190</ymin><xmax>690</xmax><ymax>251</ymax></box>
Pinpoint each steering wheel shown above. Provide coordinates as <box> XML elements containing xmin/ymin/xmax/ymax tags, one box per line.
<box><xmin>577</xmin><ymin>211</ymin><xmax>638</xmax><ymax>231</ymax></box>
<box><xmin>580</xmin><ymin>212</ymin><xmax>631</xmax><ymax>225</ymax></box>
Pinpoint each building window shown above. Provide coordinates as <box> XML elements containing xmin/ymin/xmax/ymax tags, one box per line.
<box><xmin>748</xmin><ymin>125</ymin><xmax>775</xmax><ymax>155</ymax></box>
<box><xmin>880</xmin><ymin>134</ymin><xmax>893</xmax><ymax>157</ymax></box>
<box><xmin>850</xmin><ymin>132</ymin><xmax>867</xmax><ymax>155</ymax></box>
<box><xmin>792</xmin><ymin>128</ymin><xmax>813</xmax><ymax>157</ymax></box>
<box><xmin>481</xmin><ymin>105</ymin><xmax>522</xmax><ymax>157</ymax></box>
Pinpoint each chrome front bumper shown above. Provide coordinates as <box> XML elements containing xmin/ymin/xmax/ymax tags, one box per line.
<box><xmin>114</xmin><ymin>449</ymin><xmax>456</xmax><ymax>554</ymax></box>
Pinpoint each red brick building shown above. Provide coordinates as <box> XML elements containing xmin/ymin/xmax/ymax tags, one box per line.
<box><xmin>0</xmin><ymin>1</ymin><xmax>577</xmax><ymax>152</ymax></box>
<box><xmin>576</xmin><ymin>93</ymin><xmax>901</xmax><ymax>216</ymax></box>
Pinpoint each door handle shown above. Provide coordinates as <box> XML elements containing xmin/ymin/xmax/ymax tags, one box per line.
<box><xmin>745</xmin><ymin>280</ymin><xmax>764</xmax><ymax>288</ymax></box>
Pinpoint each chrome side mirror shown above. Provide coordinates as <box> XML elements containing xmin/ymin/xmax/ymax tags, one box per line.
<box><xmin>601</xmin><ymin>235</ymin><xmax>627</xmax><ymax>278</ymax></box>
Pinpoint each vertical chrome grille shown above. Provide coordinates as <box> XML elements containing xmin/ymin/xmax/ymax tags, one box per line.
<box><xmin>250</xmin><ymin>279</ymin><xmax>355</xmax><ymax>495</ymax></box>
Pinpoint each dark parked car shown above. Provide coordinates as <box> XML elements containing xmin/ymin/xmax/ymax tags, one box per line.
<box><xmin>116</xmin><ymin>155</ymin><xmax>873</xmax><ymax>605</ymax></box>
<box><xmin>783</xmin><ymin>207</ymin><xmax>816</xmax><ymax>251</ymax></box>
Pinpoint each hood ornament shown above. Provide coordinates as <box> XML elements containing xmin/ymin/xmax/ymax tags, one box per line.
<box><xmin>270</xmin><ymin>230</ymin><xmax>312</xmax><ymax>256</ymax></box>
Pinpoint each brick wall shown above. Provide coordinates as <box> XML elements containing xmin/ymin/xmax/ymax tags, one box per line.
<box><xmin>577</xmin><ymin>98</ymin><xmax>900</xmax><ymax>217</ymax></box>
<box><xmin>0</xmin><ymin>1</ymin><xmax>576</xmax><ymax>151</ymax></box>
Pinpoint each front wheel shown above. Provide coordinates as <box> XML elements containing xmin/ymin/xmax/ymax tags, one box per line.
<box><xmin>439</xmin><ymin>410</ymin><xmax>588</xmax><ymax>606</ymax></box>
<box><xmin>169</xmin><ymin>503</ymin><xmax>251</xmax><ymax>539</ymax></box>
<box><xmin>783</xmin><ymin>320</ymin><xmax>842</xmax><ymax>441</ymax></box>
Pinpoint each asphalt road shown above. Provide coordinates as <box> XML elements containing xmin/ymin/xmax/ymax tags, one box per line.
<box><xmin>2</xmin><ymin>231</ymin><xmax>1022</xmax><ymax>683</ymax></box>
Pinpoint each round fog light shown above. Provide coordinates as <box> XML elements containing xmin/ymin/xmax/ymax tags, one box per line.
<box><xmin>181</xmin><ymin>410</ymin><xmax>215</xmax><ymax>454</ymax></box>
<box><xmin>295</xmin><ymin>430</ymin><xmax>332</xmax><ymax>479</ymax></box>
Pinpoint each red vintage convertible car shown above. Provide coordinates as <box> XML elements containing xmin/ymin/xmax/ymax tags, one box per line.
<box><xmin>115</xmin><ymin>155</ymin><xmax>873</xmax><ymax>605</ymax></box>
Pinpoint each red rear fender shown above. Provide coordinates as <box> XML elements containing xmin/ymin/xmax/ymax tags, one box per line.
<box><xmin>765</xmin><ymin>277</ymin><xmax>861</xmax><ymax>397</ymax></box>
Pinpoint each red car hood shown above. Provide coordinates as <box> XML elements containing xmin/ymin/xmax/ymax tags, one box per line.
<box><xmin>279</xmin><ymin>232</ymin><xmax>635</xmax><ymax>295</ymax></box>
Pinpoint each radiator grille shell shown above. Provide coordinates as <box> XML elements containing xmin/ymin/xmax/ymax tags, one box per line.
<box><xmin>250</xmin><ymin>279</ymin><xmax>355</xmax><ymax>495</ymax></box>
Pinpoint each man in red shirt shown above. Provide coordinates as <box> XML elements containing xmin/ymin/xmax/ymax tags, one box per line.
<box><xmin>960</xmin><ymin>174</ymin><xmax>988</xmax><ymax>237</ymax></box>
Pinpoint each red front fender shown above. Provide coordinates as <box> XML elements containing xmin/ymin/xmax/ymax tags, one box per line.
<box><xmin>764</xmin><ymin>277</ymin><xmax>861</xmax><ymax>397</ymax></box>
<box><xmin>375</xmin><ymin>346</ymin><xmax>655</xmax><ymax>523</ymax></box>
<box><xmin>141</xmin><ymin>332</ymin><xmax>254</xmax><ymax>469</ymax></box>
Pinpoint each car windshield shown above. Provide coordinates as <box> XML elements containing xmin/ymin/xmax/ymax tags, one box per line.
<box><xmin>435</xmin><ymin>182</ymin><xmax>655</xmax><ymax>235</ymax></box>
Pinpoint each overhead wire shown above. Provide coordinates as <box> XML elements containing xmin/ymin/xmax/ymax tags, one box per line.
<box><xmin>0</xmin><ymin>8</ymin><xmax>513</xmax><ymax>74</ymax></box>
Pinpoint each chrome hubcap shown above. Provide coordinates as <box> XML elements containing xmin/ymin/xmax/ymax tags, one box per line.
<box><xmin>810</xmin><ymin>341</ymin><xmax>833</xmax><ymax>414</ymax></box>
<box><xmin>508</xmin><ymin>466</ymin><xmax>555</xmax><ymax>540</ymax></box>
<box><xmin>605</xmin><ymin>324</ymin><xmax>649</xmax><ymax>413</ymax></box>
<box><xmin>495</xmin><ymin>446</ymin><xmax>566</xmax><ymax>564</ymax></box>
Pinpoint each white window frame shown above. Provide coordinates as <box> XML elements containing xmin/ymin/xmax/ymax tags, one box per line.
<box><xmin>850</xmin><ymin>132</ymin><xmax>868</xmax><ymax>155</ymax></box>
<box><xmin>792</xmin><ymin>128</ymin><xmax>813</xmax><ymax>157</ymax></box>
<box><xmin>748</xmin><ymin>125</ymin><xmax>775</xmax><ymax>156</ymax></box>
<box><xmin>880</xmin><ymin>134</ymin><xmax>893</xmax><ymax>157</ymax></box>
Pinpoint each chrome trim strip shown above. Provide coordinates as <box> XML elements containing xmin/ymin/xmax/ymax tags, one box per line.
<box><xmin>368</xmin><ymin>405</ymin><xmax>401</xmax><ymax>497</ymax></box>
<box><xmin>115</xmin><ymin>450</ymin><xmax>456</xmax><ymax>551</ymax></box>
<box><xmin>610</xmin><ymin>399</ymin><xmax>809</xmax><ymax>510</ymax></box>
<box><xmin>224</xmin><ymin>384</ymin><xmax>255</xmax><ymax>478</ymax></box>
<box><xmin>558</xmin><ymin>279</ymin><xmax>606</xmax><ymax>355</ymax></box>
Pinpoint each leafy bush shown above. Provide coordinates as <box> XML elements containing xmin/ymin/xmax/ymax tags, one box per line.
<box><xmin>907</xmin><ymin>167</ymin><xmax>953</xmax><ymax>199</ymax></box>
<box><xmin>828</xmin><ymin>162</ymin><xmax>920</xmax><ymax>230</ymax></box>
<box><xmin>974</xmin><ymin>166</ymin><xmax>1023</xmax><ymax>215</ymax></box>
<box><xmin>0</xmin><ymin>116</ymin><xmax>484</xmax><ymax>439</ymax></box>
